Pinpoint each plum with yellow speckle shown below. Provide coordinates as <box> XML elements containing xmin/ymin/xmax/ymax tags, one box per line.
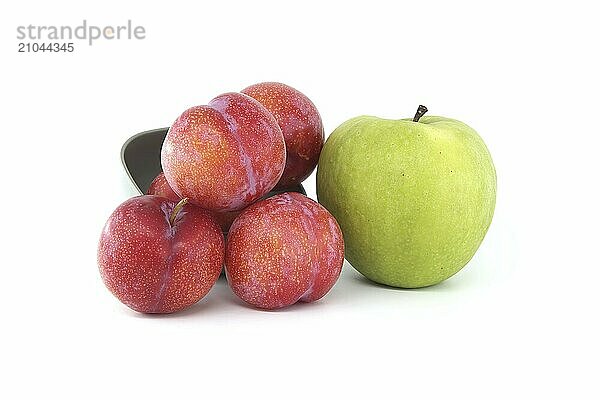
<box><xmin>147</xmin><ymin>172</ymin><xmax>240</xmax><ymax>234</ymax></box>
<box><xmin>225</xmin><ymin>192</ymin><xmax>344</xmax><ymax>310</ymax></box>
<box><xmin>161</xmin><ymin>92</ymin><xmax>286</xmax><ymax>212</ymax></box>
<box><xmin>98</xmin><ymin>195</ymin><xmax>224</xmax><ymax>313</ymax></box>
<box><xmin>242</xmin><ymin>82</ymin><xmax>324</xmax><ymax>189</ymax></box>
<box><xmin>147</xmin><ymin>171</ymin><xmax>180</xmax><ymax>202</ymax></box>
<box><xmin>147</xmin><ymin>171</ymin><xmax>309</xmax><ymax>234</ymax></box>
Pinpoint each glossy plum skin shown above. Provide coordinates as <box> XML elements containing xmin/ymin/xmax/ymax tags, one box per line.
<box><xmin>147</xmin><ymin>172</ymin><xmax>180</xmax><ymax>202</ymax></box>
<box><xmin>242</xmin><ymin>82</ymin><xmax>324</xmax><ymax>189</ymax></box>
<box><xmin>161</xmin><ymin>92</ymin><xmax>286</xmax><ymax>212</ymax></box>
<box><xmin>98</xmin><ymin>195</ymin><xmax>224</xmax><ymax>313</ymax></box>
<box><xmin>147</xmin><ymin>172</ymin><xmax>239</xmax><ymax>233</ymax></box>
<box><xmin>225</xmin><ymin>192</ymin><xmax>344</xmax><ymax>310</ymax></box>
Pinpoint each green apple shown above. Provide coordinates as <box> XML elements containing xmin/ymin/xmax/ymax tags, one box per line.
<box><xmin>316</xmin><ymin>106</ymin><xmax>496</xmax><ymax>288</ymax></box>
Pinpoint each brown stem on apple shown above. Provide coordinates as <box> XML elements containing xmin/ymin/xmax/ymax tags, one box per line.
<box><xmin>412</xmin><ymin>105</ymin><xmax>428</xmax><ymax>122</ymax></box>
<box><xmin>169</xmin><ymin>198</ymin><xmax>189</xmax><ymax>226</ymax></box>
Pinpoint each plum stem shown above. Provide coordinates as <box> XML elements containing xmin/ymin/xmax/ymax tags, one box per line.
<box><xmin>169</xmin><ymin>198</ymin><xmax>188</xmax><ymax>226</ymax></box>
<box><xmin>412</xmin><ymin>105</ymin><xmax>428</xmax><ymax>122</ymax></box>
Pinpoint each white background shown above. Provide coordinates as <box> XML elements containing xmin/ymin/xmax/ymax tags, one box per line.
<box><xmin>1</xmin><ymin>1</ymin><xmax>598</xmax><ymax>398</ymax></box>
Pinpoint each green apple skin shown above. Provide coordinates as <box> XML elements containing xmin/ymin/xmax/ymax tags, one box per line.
<box><xmin>316</xmin><ymin>115</ymin><xmax>496</xmax><ymax>288</ymax></box>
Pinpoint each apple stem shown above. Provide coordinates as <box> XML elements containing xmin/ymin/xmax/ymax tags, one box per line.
<box><xmin>412</xmin><ymin>105</ymin><xmax>428</xmax><ymax>122</ymax></box>
<box><xmin>169</xmin><ymin>198</ymin><xmax>188</xmax><ymax>226</ymax></box>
